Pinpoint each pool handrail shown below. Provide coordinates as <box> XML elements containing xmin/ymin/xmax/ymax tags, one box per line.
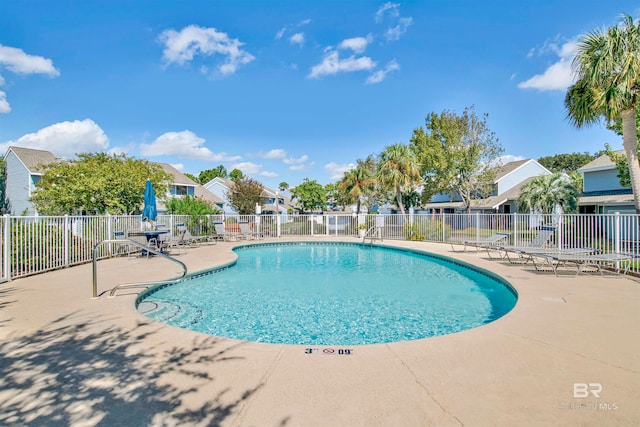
<box><xmin>92</xmin><ymin>238</ymin><xmax>188</xmax><ymax>299</ymax></box>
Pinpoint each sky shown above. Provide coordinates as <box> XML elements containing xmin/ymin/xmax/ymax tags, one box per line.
<box><xmin>0</xmin><ymin>1</ymin><xmax>638</xmax><ymax>189</ymax></box>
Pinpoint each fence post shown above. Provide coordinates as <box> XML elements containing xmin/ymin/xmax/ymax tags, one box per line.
<box><xmin>3</xmin><ymin>214</ymin><xmax>11</xmax><ymax>281</ymax></box>
<box><xmin>441</xmin><ymin>212</ymin><xmax>446</xmax><ymax>242</ymax></box>
<box><xmin>556</xmin><ymin>213</ymin><xmax>563</xmax><ymax>248</ymax></box>
<box><xmin>475</xmin><ymin>212</ymin><xmax>480</xmax><ymax>242</ymax></box>
<box><xmin>64</xmin><ymin>214</ymin><xmax>70</xmax><ymax>268</ymax></box>
<box><xmin>615</xmin><ymin>212</ymin><xmax>621</xmax><ymax>254</ymax></box>
<box><xmin>512</xmin><ymin>213</ymin><xmax>518</xmax><ymax>246</ymax></box>
<box><xmin>276</xmin><ymin>213</ymin><xmax>281</xmax><ymax>238</ymax></box>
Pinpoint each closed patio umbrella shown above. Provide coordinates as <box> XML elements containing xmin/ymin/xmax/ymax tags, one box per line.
<box><xmin>142</xmin><ymin>179</ymin><xmax>157</xmax><ymax>222</ymax></box>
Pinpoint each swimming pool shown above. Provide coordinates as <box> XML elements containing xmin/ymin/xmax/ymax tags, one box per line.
<box><xmin>137</xmin><ymin>242</ymin><xmax>517</xmax><ymax>345</ymax></box>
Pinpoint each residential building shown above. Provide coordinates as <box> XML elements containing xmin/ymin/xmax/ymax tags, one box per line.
<box><xmin>1</xmin><ymin>147</ymin><xmax>224</xmax><ymax>215</ymax></box>
<box><xmin>422</xmin><ymin>159</ymin><xmax>552</xmax><ymax>214</ymax></box>
<box><xmin>203</xmin><ymin>176</ymin><xmax>297</xmax><ymax>215</ymax></box>
<box><xmin>157</xmin><ymin>163</ymin><xmax>224</xmax><ymax>212</ymax></box>
<box><xmin>3</xmin><ymin>146</ymin><xmax>58</xmax><ymax>215</ymax></box>
<box><xmin>577</xmin><ymin>151</ymin><xmax>635</xmax><ymax>213</ymax></box>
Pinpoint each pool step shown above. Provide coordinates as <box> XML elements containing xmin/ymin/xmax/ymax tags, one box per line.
<box><xmin>143</xmin><ymin>299</ymin><xmax>204</xmax><ymax>327</ymax></box>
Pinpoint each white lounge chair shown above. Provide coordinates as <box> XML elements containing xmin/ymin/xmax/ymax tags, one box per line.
<box><xmin>239</xmin><ymin>222</ymin><xmax>255</xmax><ymax>240</ymax></box>
<box><xmin>449</xmin><ymin>232</ymin><xmax>510</xmax><ymax>252</ymax></box>
<box><xmin>489</xmin><ymin>226</ymin><xmax>556</xmax><ymax>262</ymax></box>
<box><xmin>214</xmin><ymin>222</ymin><xmax>237</xmax><ymax>241</ymax></box>
<box><xmin>531</xmin><ymin>252</ymin><xmax>636</xmax><ymax>276</ymax></box>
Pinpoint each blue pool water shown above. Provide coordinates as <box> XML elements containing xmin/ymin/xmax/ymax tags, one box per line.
<box><xmin>137</xmin><ymin>242</ymin><xmax>517</xmax><ymax>345</ymax></box>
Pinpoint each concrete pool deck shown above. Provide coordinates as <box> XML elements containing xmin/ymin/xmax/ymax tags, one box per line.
<box><xmin>0</xmin><ymin>237</ymin><xmax>638</xmax><ymax>426</ymax></box>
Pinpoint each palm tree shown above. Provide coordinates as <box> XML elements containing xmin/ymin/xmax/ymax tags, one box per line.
<box><xmin>517</xmin><ymin>173</ymin><xmax>580</xmax><ymax>215</ymax></box>
<box><xmin>338</xmin><ymin>167</ymin><xmax>376</xmax><ymax>214</ymax></box>
<box><xmin>376</xmin><ymin>143</ymin><xmax>422</xmax><ymax>216</ymax></box>
<box><xmin>565</xmin><ymin>14</ymin><xmax>640</xmax><ymax>213</ymax></box>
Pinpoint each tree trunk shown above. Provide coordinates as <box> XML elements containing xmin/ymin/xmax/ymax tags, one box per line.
<box><xmin>621</xmin><ymin>109</ymin><xmax>640</xmax><ymax>214</ymax></box>
<box><xmin>396</xmin><ymin>186</ymin><xmax>406</xmax><ymax>216</ymax></box>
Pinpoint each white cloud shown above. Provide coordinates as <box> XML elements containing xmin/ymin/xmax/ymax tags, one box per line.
<box><xmin>0</xmin><ymin>119</ymin><xmax>108</xmax><ymax>158</ymax></box>
<box><xmin>259</xmin><ymin>171</ymin><xmax>279</xmax><ymax>178</ymax></box>
<box><xmin>276</xmin><ymin>19</ymin><xmax>311</xmax><ymax>41</ymax></box>
<box><xmin>338</xmin><ymin>35</ymin><xmax>373</xmax><ymax>54</ymax></box>
<box><xmin>140</xmin><ymin>130</ymin><xmax>234</xmax><ymax>161</ymax></box>
<box><xmin>260</xmin><ymin>149</ymin><xmax>287</xmax><ymax>159</ymax></box>
<box><xmin>324</xmin><ymin>162</ymin><xmax>355</xmax><ymax>180</ymax></box>
<box><xmin>0</xmin><ymin>44</ymin><xmax>59</xmax><ymax>115</ymax></box>
<box><xmin>375</xmin><ymin>2</ymin><xmax>400</xmax><ymax>23</ymax></box>
<box><xmin>283</xmin><ymin>154</ymin><xmax>308</xmax><ymax>165</ymax></box>
<box><xmin>159</xmin><ymin>25</ymin><xmax>255</xmax><ymax>76</ymax></box>
<box><xmin>366</xmin><ymin>59</ymin><xmax>400</xmax><ymax>84</ymax></box>
<box><xmin>230</xmin><ymin>161</ymin><xmax>262</xmax><ymax>175</ymax></box>
<box><xmin>171</xmin><ymin>163</ymin><xmax>185</xmax><ymax>172</ymax></box>
<box><xmin>289</xmin><ymin>162</ymin><xmax>314</xmax><ymax>171</ymax></box>
<box><xmin>375</xmin><ymin>3</ymin><xmax>412</xmax><ymax>41</ymax></box>
<box><xmin>0</xmin><ymin>44</ymin><xmax>59</xmax><ymax>76</ymax></box>
<box><xmin>518</xmin><ymin>39</ymin><xmax>578</xmax><ymax>91</ymax></box>
<box><xmin>309</xmin><ymin>50</ymin><xmax>376</xmax><ymax>78</ymax></box>
<box><xmin>384</xmin><ymin>17</ymin><xmax>413</xmax><ymax>41</ymax></box>
<box><xmin>0</xmin><ymin>91</ymin><xmax>9</xmax><ymax>113</ymax></box>
<box><xmin>289</xmin><ymin>33</ymin><xmax>305</xmax><ymax>46</ymax></box>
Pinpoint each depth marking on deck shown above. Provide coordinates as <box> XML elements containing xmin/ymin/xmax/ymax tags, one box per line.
<box><xmin>304</xmin><ymin>347</ymin><xmax>353</xmax><ymax>355</ymax></box>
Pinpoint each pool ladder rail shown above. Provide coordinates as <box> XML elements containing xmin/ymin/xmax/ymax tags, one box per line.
<box><xmin>92</xmin><ymin>238</ymin><xmax>188</xmax><ymax>299</ymax></box>
<box><xmin>362</xmin><ymin>226</ymin><xmax>383</xmax><ymax>245</ymax></box>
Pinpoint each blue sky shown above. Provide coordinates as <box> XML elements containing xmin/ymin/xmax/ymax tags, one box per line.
<box><xmin>0</xmin><ymin>1</ymin><xmax>638</xmax><ymax>189</ymax></box>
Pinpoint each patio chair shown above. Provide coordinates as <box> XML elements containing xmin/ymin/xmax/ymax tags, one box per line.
<box><xmin>214</xmin><ymin>222</ymin><xmax>238</xmax><ymax>241</ymax></box>
<box><xmin>530</xmin><ymin>252</ymin><xmax>636</xmax><ymax>276</ymax></box>
<box><xmin>489</xmin><ymin>226</ymin><xmax>556</xmax><ymax>263</ymax></box>
<box><xmin>126</xmin><ymin>230</ymin><xmax>153</xmax><ymax>258</ymax></box>
<box><xmin>114</xmin><ymin>230</ymin><xmax>135</xmax><ymax>257</ymax></box>
<box><xmin>449</xmin><ymin>232</ymin><xmax>510</xmax><ymax>252</ymax></box>
<box><xmin>158</xmin><ymin>228</ymin><xmax>187</xmax><ymax>254</ymax></box>
<box><xmin>176</xmin><ymin>223</ymin><xmax>211</xmax><ymax>246</ymax></box>
<box><xmin>239</xmin><ymin>222</ymin><xmax>255</xmax><ymax>240</ymax></box>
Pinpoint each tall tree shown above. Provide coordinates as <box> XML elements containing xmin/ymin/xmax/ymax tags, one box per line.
<box><xmin>517</xmin><ymin>172</ymin><xmax>580</xmax><ymax>214</ymax></box>
<box><xmin>229</xmin><ymin>168</ymin><xmax>244</xmax><ymax>181</ymax></box>
<box><xmin>565</xmin><ymin>14</ymin><xmax>640</xmax><ymax>213</ymax></box>
<box><xmin>278</xmin><ymin>182</ymin><xmax>290</xmax><ymax>192</ymax></box>
<box><xmin>198</xmin><ymin>165</ymin><xmax>228</xmax><ymax>184</ymax></box>
<box><xmin>31</xmin><ymin>153</ymin><xmax>171</xmax><ymax>215</ymax></box>
<box><xmin>376</xmin><ymin>143</ymin><xmax>421</xmax><ymax>216</ymax></box>
<box><xmin>410</xmin><ymin>106</ymin><xmax>503</xmax><ymax>213</ymax></box>
<box><xmin>537</xmin><ymin>152</ymin><xmax>596</xmax><ymax>173</ymax></box>
<box><xmin>338</xmin><ymin>166</ymin><xmax>376</xmax><ymax>214</ymax></box>
<box><xmin>291</xmin><ymin>178</ymin><xmax>327</xmax><ymax>213</ymax></box>
<box><xmin>225</xmin><ymin>177</ymin><xmax>265</xmax><ymax>215</ymax></box>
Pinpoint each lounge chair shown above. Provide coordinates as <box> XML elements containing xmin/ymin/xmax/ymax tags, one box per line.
<box><xmin>530</xmin><ymin>252</ymin><xmax>636</xmax><ymax>276</ymax></box>
<box><xmin>449</xmin><ymin>232</ymin><xmax>510</xmax><ymax>252</ymax></box>
<box><xmin>489</xmin><ymin>226</ymin><xmax>556</xmax><ymax>262</ymax></box>
<box><xmin>114</xmin><ymin>230</ymin><xmax>135</xmax><ymax>256</ymax></box>
<box><xmin>214</xmin><ymin>222</ymin><xmax>237</xmax><ymax>241</ymax></box>
<box><xmin>239</xmin><ymin>222</ymin><xmax>255</xmax><ymax>240</ymax></box>
<box><xmin>177</xmin><ymin>223</ymin><xmax>211</xmax><ymax>246</ymax></box>
<box><xmin>158</xmin><ymin>228</ymin><xmax>187</xmax><ymax>254</ymax></box>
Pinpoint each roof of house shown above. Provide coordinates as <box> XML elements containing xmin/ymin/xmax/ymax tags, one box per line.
<box><xmin>493</xmin><ymin>158</ymin><xmax>531</xmax><ymax>181</ymax></box>
<box><xmin>577</xmin><ymin>151</ymin><xmax>624</xmax><ymax>172</ymax></box>
<box><xmin>206</xmin><ymin>176</ymin><xmax>298</xmax><ymax>210</ymax></box>
<box><xmin>422</xmin><ymin>176</ymin><xmax>538</xmax><ymax>211</ymax></box>
<box><xmin>5</xmin><ymin>146</ymin><xmax>58</xmax><ymax>173</ymax></box>
<box><xmin>158</xmin><ymin>163</ymin><xmax>224</xmax><ymax>206</ymax></box>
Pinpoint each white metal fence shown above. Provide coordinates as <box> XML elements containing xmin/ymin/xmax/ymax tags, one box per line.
<box><xmin>0</xmin><ymin>212</ymin><xmax>638</xmax><ymax>282</ymax></box>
